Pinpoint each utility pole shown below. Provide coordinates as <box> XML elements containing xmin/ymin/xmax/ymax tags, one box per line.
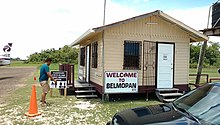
<box><xmin>195</xmin><ymin>4</ymin><xmax>212</xmax><ymax>85</ymax></box>
<box><xmin>103</xmin><ymin>0</ymin><xmax>106</xmax><ymax>25</ymax></box>
<box><xmin>195</xmin><ymin>41</ymin><xmax>207</xmax><ymax>84</ymax></box>
<box><xmin>102</xmin><ymin>0</ymin><xmax>107</xmax><ymax>101</ymax></box>
<box><xmin>196</xmin><ymin>0</ymin><xmax>220</xmax><ymax>84</ymax></box>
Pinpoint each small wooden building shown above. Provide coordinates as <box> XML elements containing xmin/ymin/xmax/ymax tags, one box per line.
<box><xmin>70</xmin><ymin>10</ymin><xmax>208</xmax><ymax>98</ymax></box>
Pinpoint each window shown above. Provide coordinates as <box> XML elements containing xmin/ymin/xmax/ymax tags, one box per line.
<box><xmin>92</xmin><ymin>42</ymin><xmax>98</xmax><ymax>68</ymax></box>
<box><xmin>80</xmin><ymin>47</ymin><xmax>85</xmax><ymax>66</ymax></box>
<box><xmin>124</xmin><ymin>40</ymin><xmax>141</xmax><ymax>69</ymax></box>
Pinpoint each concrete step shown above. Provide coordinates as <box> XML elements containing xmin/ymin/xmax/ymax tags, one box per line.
<box><xmin>77</xmin><ymin>80</ymin><xmax>87</xmax><ymax>83</ymax></box>
<box><xmin>159</xmin><ymin>93</ymin><xmax>183</xmax><ymax>97</ymax></box>
<box><xmin>76</xmin><ymin>95</ymin><xmax>98</xmax><ymax>98</ymax></box>
<box><xmin>75</xmin><ymin>90</ymin><xmax>96</xmax><ymax>93</ymax></box>
<box><xmin>155</xmin><ymin>88</ymin><xmax>183</xmax><ymax>102</ymax></box>
<box><xmin>163</xmin><ymin>98</ymin><xmax>176</xmax><ymax>102</ymax></box>
<box><xmin>156</xmin><ymin>88</ymin><xmax>179</xmax><ymax>92</ymax></box>
<box><xmin>75</xmin><ymin>84</ymin><xmax>95</xmax><ymax>88</ymax></box>
<box><xmin>74</xmin><ymin>80</ymin><xmax>95</xmax><ymax>88</ymax></box>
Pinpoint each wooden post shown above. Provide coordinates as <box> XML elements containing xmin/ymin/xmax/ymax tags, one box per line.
<box><xmin>50</xmin><ymin>88</ymin><xmax>53</xmax><ymax>97</ymax></box>
<box><xmin>196</xmin><ymin>6</ymin><xmax>211</xmax><ymax>85</ymax></box>
<box><xmin>198</xmin><ymin>27</ymin><xmax>220</xmax><ymax>84</ymax></box>
<box><xmin>102</xmin><ymin>94</ymin><xmax>105</xmax><ymax>101</ymax></box>
<box><xmin>196</xmin><ymin>41</ymin><xmax>208</xmax><ymax>84</ymax></box>
<box><xmin>64</xmin><ymin>88</ymin><xmax>67</xmax><ymax>97</ymax></box>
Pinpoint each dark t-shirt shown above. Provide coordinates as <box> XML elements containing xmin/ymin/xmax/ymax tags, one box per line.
<box><xmin>39</xmin><ymin>63</ymin><xmax>49</xmax><ymax>82</ymax></box>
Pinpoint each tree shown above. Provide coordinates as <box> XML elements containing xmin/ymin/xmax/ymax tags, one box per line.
<box><xmin>27</xmin><ymin>45</ymin><xmax>79</xmax><ymax>64</ymax></box>
<box><xmin>206</xmin><ymin>42</ymin><xmax>220</xmax><ymax>66</ymax></box>
<box><xmin>190</xmin><ymin>41</ymin><xmax>220</xmax><ymax>68</ymax></box>
<box><xmin>190</xmin><ymin>43</ymin><xmax>201</xmax><ymax>64</ymax></box>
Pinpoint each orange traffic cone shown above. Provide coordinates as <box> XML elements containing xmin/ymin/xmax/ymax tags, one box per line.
<box><xmin>25</xmin><ymin>85</ymin><xmax>41</xmax><ymax>117</ymax></box>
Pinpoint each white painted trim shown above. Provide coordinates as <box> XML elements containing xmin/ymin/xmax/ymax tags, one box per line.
<box><xmin>157</xmin><ymin>43</ymin><xmax>174</xmax><ymax>88</ymax></box>
<box><xmin>70</xmin><ymin>29</ymin><xmax>95</xmax><ymax>46</ymax></box>
<box><xmin>86</xmin><ymin>46</ymin><xmax>90</xmax><ymax>82</ymax></box>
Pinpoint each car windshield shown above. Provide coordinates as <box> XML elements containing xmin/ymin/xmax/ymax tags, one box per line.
<box><xmin>173</xmin><ymin>83</ymin><xmax>220</xmax><ymax>124</ymax></box>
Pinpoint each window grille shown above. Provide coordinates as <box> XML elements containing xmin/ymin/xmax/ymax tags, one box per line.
<box><xmin>92</xmin><ymin>42</ymin><xmax>98</xmax><ymax>68</ymax></box>
<box><xmin>123</xmin><ymin>40</ymin><xmax>141</xmax><ymax>69</ymax></box>
<box><xmin>144</xmin><ymin>41</ymin><xmax>156</xmax><ymax>86</ymax></box>
<box><xmin>80</xmin><ymin>47</ymin><xmax>85</xmax><ymax>66</ymax></box>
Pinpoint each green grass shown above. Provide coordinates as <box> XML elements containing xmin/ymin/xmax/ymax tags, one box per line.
<box><xmin>190</xmin><ymin>68</ymin><xmax>220</xmax><ymax>77</ymax></box>
<box><xmin>0</xmin><ymin>70</ymin><xmax>157</xmax><ymax>125</ymax></box>
<box><xmin>5</xmin><ymin>63</ymin><xmax>220</xmax><ymax>124</ymax></box>
<box><xmin>189</xmin><ymin>68</ymin><xmax>220</xmax><ymax>84</ymax></box>
<box><xmin>0</xmin><ymin>63</ymin><xmax>154</xmax><ymax>125</ymax></box>
<box><xmin>10</xmin><ymin>60</ymin><xmax>60</xmax><ymax>70</ymax></box>
<box><xmin>10</xmin><ymin>60</ymin><xmax>41</xmax><ymax>67</ymax></box>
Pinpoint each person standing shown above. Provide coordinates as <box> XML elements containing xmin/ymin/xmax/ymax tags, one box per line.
<box><xmin>39</xmin><ymin>58</ymin><xmax>57</xmax><ymax>106</ymax></box>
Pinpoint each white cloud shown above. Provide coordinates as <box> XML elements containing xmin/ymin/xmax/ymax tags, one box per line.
<box><xmin>0</xmin><ymin>0</ymin><xmax>141</xmax><ymax>59</ymax></box>
<box><xmin>105</xmin><ymin>0</ymin><xmax>141</xmax><ymax>24</ymax></box>
<box><xmin>165</xmin><ymin>6</ymin><xmax>220</xmax><ymax>42</ymax></box>
<box><xmin>0</xmin><ymin>0</ymin><xmax>106</xmax><ymax>59</ymax></box>
<box><xmin>0</xmin><ymin>0</ymin><xmax>219</xmax><ymax>59</ymax></box>
<box><xmin>166</xmin><ymin>6</ymin><xmax>210</xmax><ymax>30</ymax></box>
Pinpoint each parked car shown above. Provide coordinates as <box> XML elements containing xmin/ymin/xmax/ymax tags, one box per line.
<box><xmin>107</xmin><ymin>82</ymin><xmax>220</xmax><ymax>125</ymax></box>
<box><xmin>0</xmin><ymin>55</ymin><xmax>10</xmax><ymax>66</ymax></box>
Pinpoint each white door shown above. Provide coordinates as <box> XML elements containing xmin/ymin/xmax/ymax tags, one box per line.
<box><xmin>157</xmin><ymin>43</ymin><xmax>174</xmax><ymax>88</ymax></box>
<box><xmin>86</xmin><ymin>46</ymin><xmax>90</xmax><ymax>82</ymax></box>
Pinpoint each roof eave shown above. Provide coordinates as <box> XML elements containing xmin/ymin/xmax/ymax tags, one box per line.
<box><xmin>70</xmin><ymin>29</ymin><xmax>95</xmax><ymax>47</ymax></box>
<box><xmin>93</xmin><ymin>10</ymin><xmax>161</xmax><ymax>32</ymax></box>
<box><xmin>158</xmin><ymin>11</ymin><xmax>209</xmax><ymax>42</ymax></box>
<box><xmin>71</xmin><ymin>10</ymin><xmax>209</xmax><ymax>47</ymax></box>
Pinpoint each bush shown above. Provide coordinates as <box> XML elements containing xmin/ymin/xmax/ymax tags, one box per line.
<box><xmin>27</xmin><ymin>45</ymin><xmax>79</xmax><ymax>64</ymax></box>
<box><xmin>190</xmin><ymin>63</ymin><xmax>198</xmax><ymax>68</ymax></box>
<box><xmin>203</xmin><ymin>63</ymin><xmax>210</xmax><ymax>68</ymax></box>
<box><xmin>190</xmin><ymin>63</ymin><xmax>211</xmax><ymax>68</ymax></box>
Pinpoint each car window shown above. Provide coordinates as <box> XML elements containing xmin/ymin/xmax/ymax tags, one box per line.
<box><xmin>173</xmin><ymin>84</ymin><xmax>220</xmax><ymax>124</ymax></box>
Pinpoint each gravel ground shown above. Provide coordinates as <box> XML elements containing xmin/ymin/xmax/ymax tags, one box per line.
<box><xmin>0</xmin><ymin>66</ymin><xmax>37</xmax><ymax>104</ymax></box>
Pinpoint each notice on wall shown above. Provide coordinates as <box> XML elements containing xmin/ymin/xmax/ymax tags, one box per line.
<box><xmin>104</xmin><ymin>72</ymin><xmax>138</xmax><ymax>94</ymax></box>
<box><xmin>163</xmin><ymin>54</ymin><xmax>168</xmax><ymax>60</ymax></box>
<box><xmin>50</xmin><ymin>71</ymin><xmax>67</xmax><ymax>89</ymax></box>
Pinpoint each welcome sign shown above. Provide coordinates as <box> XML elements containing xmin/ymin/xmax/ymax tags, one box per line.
<box><xmin>104</xmin><ymin>72</ymin><xmax>138</xmax><ymax>93</ymax></box>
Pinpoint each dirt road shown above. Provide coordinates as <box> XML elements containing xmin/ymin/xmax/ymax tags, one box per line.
<box><xmin>0</xmin><ymin>66</ymin><xmax>37</xmax><ymax>104</ymax></box>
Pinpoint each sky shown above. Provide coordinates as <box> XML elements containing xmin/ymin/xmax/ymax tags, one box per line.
<box><xmin>0</xmin><ymin>0</ymin><xmax>219</xmax><ymax>59</ymax></box>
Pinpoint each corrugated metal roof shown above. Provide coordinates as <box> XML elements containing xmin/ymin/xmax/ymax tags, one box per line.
<box><xmin>70</xmin><ymin>10</ymin><xmax>208</xmax><ymax>46</ymax></box>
